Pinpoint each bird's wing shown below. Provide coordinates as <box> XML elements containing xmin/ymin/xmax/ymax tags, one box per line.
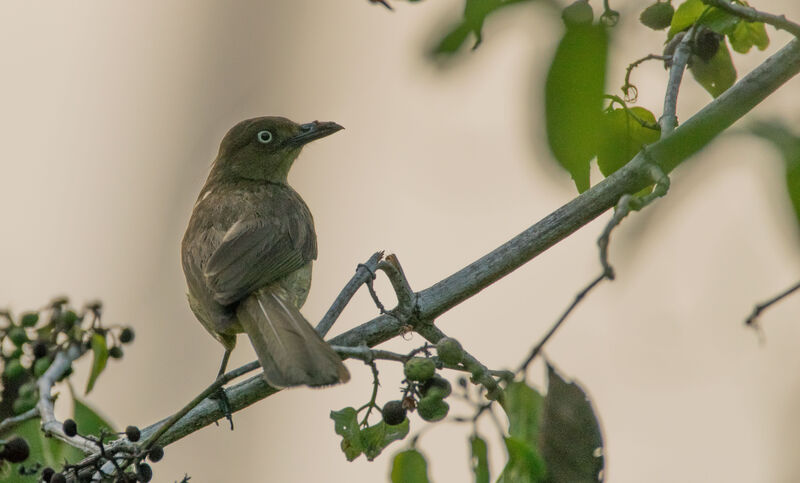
<box><xmin>203</xmin><ymin>212</ymin><xmax>315</xmax><ymax>306</ymax></box>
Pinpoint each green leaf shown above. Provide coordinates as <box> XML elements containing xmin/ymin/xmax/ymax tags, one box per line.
<box><xmin>433</xmin><ymin>0</ymin><xmax>535</xmax><ymax>54</ymax></box>
<box><xmin>689</xmin><ymin>38</ymin><xmax>736</xmax><ymax>98</ymax></box>
<box><xmin>598</xmin><ymin>107</ymin><xmax>660</xmax><ymax>177</ymax></box>
<box><xmin>470</xmin><ymin>434</ymin><xmax>490</xmax><ymax>483</ymax></box>
<box><xmin>539</xmin><ymin>363</ymin><xmax>604</xmax><ymax>483</ymax></box>
<box><xmin>729</xmin><ymin>20</ymin><xmax>769</xmax><ymax>53</ymax></box>
<box><xmin>361</xmin><ymin>419</ymin><xmax>410</xmax><ymax>461</ymax></box>
<box><xmin>391</xmin><ymin>449</ymin><xmax>430</xmax><ymax>483</ymax></box>
<box><xmin>497</xmin><ymin>437</ymin><xmax>547</xmax><ymax>483</ymax></box>
<box><xmin>749</xmin><ymin>121</ymin><xmax>800</xmax><ymax>233</ymax></box>
<box><xmin>501</xmin><ymin>381</ymin><xmax>543</xmax><ymax>444</ymax></box>
<box><xmin>85</xmin><ymin>333</ymin><xmax>108</xmax><ymax>394</ymax></box>
<box><xmin>331</xmin><ymin>407</ymin><xmax>364</xmax><ymax>461</ymax></box>
<box><xmin>74</xmin><ymin>397</ymin><xmax>115</xmax><ymax>437</ymax></box>
<box><xmin>668</xmin><ymin>0</ymin><xmax>705</xmax><ymax>39</ymax></box>
<box><xmin>1</xmin><ymin>418</ymin><xmax>82</xmax><ymax>481</ymax></box>
<box><xmin>544</xmin><ymin>24</ymin><xmax>608</xmax><ymax>193</ymax></box>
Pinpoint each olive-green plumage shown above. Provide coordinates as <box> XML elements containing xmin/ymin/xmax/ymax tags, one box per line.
<box><xmin>181</xmin><ymin>116</ymin><xmax>349</xmax><ymax>388</ymax></box>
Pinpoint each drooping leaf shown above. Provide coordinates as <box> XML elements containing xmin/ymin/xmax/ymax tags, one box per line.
<box><xmin>544</xmin><ymin>24</ymin><xmax>608</xmax><ymax>192</ymax></box>
<box><xmin>73</xmin><ymin>397</ymin><xmax>115</xmax><ymax>438</ymax></box>
<box><xmin>689</xmin><ymin>38</ymin><xmax>736</xmax><ymax>98</ymax></box>
<box><xmin>501</xmin><ymin>381</ymin><xmax>543</xmax><ymax>444</ymax></box>
<box><xmin>330</xmin><ymin>407</ymin><xmax>364</xmax><ymax>461</ymax></box>
<box><xmin>729</xmin><ymin>20</ymin><xmax>769</xmax><ymax>53</ymax></box>
<box><xmin>539</xmin><ymin>363</ymin><xmax>604</xmax><ymax>483</ymax></box>
<box><xmin>432</xmin><ymin>0</ymin><xmax>534</xmax><ymax>55</ymax></box>
<box><xmin>470</xmin><ymin>434</ymin><xmax>490</xmax><ymax>483</ymax></box>
<box><xmin>598</xmin><ymin>107</ymin><xmax>661</xmax><ymax>177</ymax></box>
<box><xmin>391</xmin><ymin>449</ymin><xmax>430</xmax><ymax>483</ymax></box>
<box><xmin>749</xmin><ymin>121</ymin><xmax>800</xmax><ymax>234</ymax></box>
<box><xmin>85</xmin><ymin>333</ymin><xmax>108</xmax><ymax>394</ymax></box>
<box><xmin>361</xmin><ymin>419</ymin><xmax>410</xmax><ymax>461</ymax></box>
<box><xmin>497</xmin><ymin>437</ymin><xmax>547</xmax><ymax>483</ymax></box>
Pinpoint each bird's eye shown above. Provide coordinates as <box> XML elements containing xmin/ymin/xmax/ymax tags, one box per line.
<box><xmin>256</xmin><ymin>130</ymin><xmax>273</xmax><ymax>144</ymax></box>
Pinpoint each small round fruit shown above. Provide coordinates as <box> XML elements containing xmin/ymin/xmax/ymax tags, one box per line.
<box><xmin>435</xmin><ymin>337</ymin><xmax>464</xmax><ymax>365</ymax></box>
<box><xmin>3</xmin><ymin>358</ymin><xmax>25</xmax><ymax>380</ymax></box>
<box><xmin>136</xmin><ymin>462</ymin><xmax>153</xmax><ymax>482</ymax></box>
<box><xmin>381</xmin><ymin>400</ymin><xmax>407</xmax><ymax>426</ymax></box>
<box><xmin>421</xmin><ymin>375</ymin><xmax>452</xmax><ymax>399</ymax></box>
<box><xmin>12</xmin><ymin>396</ymin><xmax>36</xmax><ymax>415</ymax></box>
<box><xmin>403</xmin><ymin>357</ymin><xmax>436</xmax><ymax>382</ymax></box>
<box><xmin>63</xmin><ymin>419</ymin><xmax>78</xmax><ymax>437</ymax></box>
<box><xmin>109</xmin><ymin>346</ymin><xmax>124</xmax><ymax>359</ymax></box>
<box><xmin>33</xmin><ymin>340</ymin><xmax>49</xmax><ymax>359</ymax></box>
<box><xmin>416</xmin><ymin>396</ymin><xmax>449</xmax><ymax>422</ymax></box>
<box><xmin>125</xmin><ymin>425</ymin><xmax>141</xmax><ymax>442</ymax></box>
<box><xmin>562</xmin><ymin>0</ymin><xmax>593</xmax><ymax>26</ymax></box>
<box><xmin>0</xmin><ymin>436</ymin><xmax>29</xmax><ymax>463</ymax></box>
<box><xmin>34</xmin><ymin>356</ymin><xmax>52</xmax><ymax>378</ymax></box>
<box><xmin>20</xmin><ymin>312</ymin><xmax>39</xmax><ymax>328</ymax></box>
<box><xmin>148</xmin><ymin>445</ymin><xmax>164</xmax><ymax>463</ymax></box>
<box><xmin>119</xmin><ymin>327</ymin><xmax>135</xmax><ymax>344</ymax></box>
<box><xmin>7</xmin><ymin>327</ymin><xmax>28</xmax><ymax>347</ymax></box>
<box><xmin>41</xmin><ymin>467</ymin><xmax>55</xmax><ymax>482</ymax></box>
<box><xmin>639</xmin><ymin>2</ymin><xmax>674</xmax><ymax>30</ymax></box>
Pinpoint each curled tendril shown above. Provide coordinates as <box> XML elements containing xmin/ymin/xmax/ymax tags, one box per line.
<box><xmin>622</xmin><ymin>84</ymin><xmax>639</xmax><ymax>102</ymax></box>
<box><xmin>601</xmin><ymin>9</ymin><xmax>620</xmax><ymax>26</ymax></box>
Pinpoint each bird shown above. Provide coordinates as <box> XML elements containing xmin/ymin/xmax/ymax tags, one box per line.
<box><xmin>181</xmin><ymin>116</ymin><xmax>350</xmax><ymax>389</ymax></box>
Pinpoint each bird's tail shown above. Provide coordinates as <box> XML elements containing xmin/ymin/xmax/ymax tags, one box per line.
<box><xmin>236</xmin><ymin>285</ymin><xmax>350</xmax><ymax>388</ymax></box>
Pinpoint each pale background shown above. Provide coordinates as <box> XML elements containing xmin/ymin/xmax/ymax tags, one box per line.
<box><xmin>2</xmin><ymin>1</ymin><xmax>800</xmax><ymax>482</ymax></box>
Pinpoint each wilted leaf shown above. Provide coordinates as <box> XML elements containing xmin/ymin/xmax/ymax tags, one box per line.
<box><xmin>85</xmin><ymin>332</ymin><xmax>108</xmax><ymax>394</ymax></box>
<box><xmin>391</xmin><ymin>449</ymin><xmax>430</xmax><ymax>483</ymax></box>
<box><xmin>544</xmin><ymin>24</ymin><xmax>608</xmax><ymax>192</ymax></box>
<box><xmin>540</xmin><ymin>363</ymin><xmax>604</xmax><ymax>483</ymax></box>
<box><xmin>470</xmin><ymin>434</ymin><xmax>490</xmax><ymax>483</ymax></box>
<box><xmin>331</xmin><ymin>407</ymin><xmax>364</xmax><ymax>461</ymax></box>
<box><xmin>729</xmin><ymin>20</ymin><xmax>769</xmax><ymax>53</ymax></box>
<box><xmin>598</xmin><ymin>107</ymin><xmax>660</xmax><ymax>177</ymax></box>
<box><xmin>689</xmin><ymin>38</ymin><xmax>736</xmax><ymax>97</ymax></box>
<box><xmin>362</xmin><ymin>419</ymin><xmax>410</xmax><ymax>461</ymax></box>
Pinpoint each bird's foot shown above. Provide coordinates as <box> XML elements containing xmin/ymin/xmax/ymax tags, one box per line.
<box><xmin>211</xmin><ymin>387</ymin><xmax>234</xmax><ymax>430</ymax></box>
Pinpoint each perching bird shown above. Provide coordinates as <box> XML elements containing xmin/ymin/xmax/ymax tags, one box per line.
<box><xmin>181</xmin><ymin>116</ymin><xmax>350</xmax><ymax>388</ymax></box>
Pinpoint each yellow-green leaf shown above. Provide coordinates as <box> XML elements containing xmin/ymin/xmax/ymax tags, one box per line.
<box><xmin>391</xmin><ymin>449</ymin><xmax>430</xmax><ymax>483</ymax></box>
<box><xmin>729</xmin><ymin>20</ymin><xmax>769</xmax><ymax>53</ymax></box>
<box><xmin>598</xmin><ymin>107</ymin><xmax>660</xmax><ymax>177</ymax></box>
<box><xmin>85</xmin><ymin>333</ymin><xmax>108</xmax><ymax>394</ymax></box>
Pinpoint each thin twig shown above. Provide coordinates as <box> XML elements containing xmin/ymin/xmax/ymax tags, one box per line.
<box><xmin>621</xmin><ymin>54</ymin><xmax>668</xmax><ymax>102</ymax></box>
<box><xmin>745</xmin><ymin>280</ymin><xmax>800</xmax><ymax>328</ymax></box>
<box><xmin>316</xmin><ymin>251</ymin><xmax>384</xmax><ymax>337</ymax></box>
<box><xmin>702</xmin><ymin>0</ymin><xmax>800</xmax><ymax>38</ymax></box>
<box><xmin>661</xmin><ymin>28</ymin><xmax>695</xmax><ymax>134</ymax></box>
<box><xmin>519</xmin><ymin>273</ymin><xmax>606</xmax><ymax>372</ymax></box>
<box><xmin>0</xmin><ymin>407</ymin><xmax>39</xmax><ymax>434</ymax></box>
<box><xmin>377</xmin><ymin>254</ymin><xmax>416</xmax><ymax>315</ymax></box>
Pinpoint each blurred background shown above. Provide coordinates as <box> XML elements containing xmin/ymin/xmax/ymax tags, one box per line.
<box><xmin>1</xmin><ymin>0</ymin><xmax>800</xmax><ymax>481</ymax></box>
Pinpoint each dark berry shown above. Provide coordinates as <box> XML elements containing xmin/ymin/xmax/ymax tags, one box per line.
<box><xmin>109</xmin><ymin>346</ymin><xmax>124</xmax><ymax>359</ymax></box>
<box><xmin>33</xmin><ymin>340</ymin><xmax>48</xmax><ymax>359</ymax></box>
<box><xmin>20</xmin><ymin>312</ymin><xmax>39</xmax><ymax>328</ymax></box>
<box><xmin>50</xmin><ymin>473</ymin><xmax>67</xmax><ymax>483</ymax></box>
<box><xmin>0</xmin><ymin>436</ymin><xmax>29</xmax><ymax>462</ymax></box>
<box><xmin>125</xmin><ymin>425</ymin><xmax>141</xmax><ymax>442</ymax></box>
<box><xmin>41</xmin><ymin>467</ymin><xmax>55</xmax><ymax>482</ymax></box>
<box><xmin>63</xmin><ymin>419</ymin><xmax>78</xmax><ymax>437</ymax></box>
<box><xmin>119</xmin><ymin>327</ymin><xmax>135</xmax><ymax>344</ymax></box>
<box><xmin>148</xmin><ymin>445</ymin><xmax>164</xmax><ymax>463</ymax></box>
<box><xmin>136</xmin><ymin>462</ymin><xmax>153</xmax><ymax>482</ymax></box>
<box><xmin>381</xmin><ymin>400</ymin><xmax>407</xmax><ymax>426</ymax></box>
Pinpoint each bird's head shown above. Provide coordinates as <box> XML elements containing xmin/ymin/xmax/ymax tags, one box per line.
<box><xmin>210</xmin><ymin>116</ymin><xmax>343</xmax><ymax>183</ymax></box>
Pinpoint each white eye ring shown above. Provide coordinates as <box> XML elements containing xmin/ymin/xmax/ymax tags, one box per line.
<box><xmin>256</xmin><ymin>130</ymin><xmax>273</xmax><ymax>144</ymax></box>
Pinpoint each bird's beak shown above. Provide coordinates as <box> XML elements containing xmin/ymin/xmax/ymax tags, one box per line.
<box><xmin>285</xmin><ymin>121</ymin><xmax>344</xmax><ymax>148</ymax></box>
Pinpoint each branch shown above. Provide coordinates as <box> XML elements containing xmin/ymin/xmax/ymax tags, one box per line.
<box><xmin>745</xmin><ymin>280</ymin><xmax>800</xmax><ymax>328</ymax></box>
<box><xmin>95</xmin><ymin>37</ymin><xmax>800</xmax><ymax>456</ymax></box>
<box><xmin>702</xmin><ymin>0</ymin><xmax>800</xmax><ymax>38</ymax></box>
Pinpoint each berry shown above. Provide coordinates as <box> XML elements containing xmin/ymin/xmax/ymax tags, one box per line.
<box><xmin>33</xmin><ymin>340</ymin><xmax>49</xmax><ymax>359</ymax></box>
<box><xmin>41</xmin><ymin>467</ymin><xmax>55</xmax><ymax>482</ymax></box>
<box><xmin>3</xmin><ymin>358</ymin><xmax>25</xmax><ymax>380</ymax></box>
<box><xmin>109</xmin><ymin>346</ymin><xmax>124</xmax><ymax>359</ymax></box>
<box><xmin>639</xmin><ymin>2</ymin><xmax>674</xmax><ymax>31</ymax></box>
<box><xmin>61</xmin><ymin>310</ymin><xmax>78</xmax><ymax>328</ymax></box>
<box><xmin>694</xmin><ymin>29</ymin><xmax>722</xmax><ymax>62</ymax></box>
<box><xmin>34</xmin><ymin>356</ymin><xmax>52</xmax><ymax>378</ymax></box>
<box><xmin>381</xmin><ymin>400</ymin><xmax>407</xmax><ymax>426</ymax></box>
<box><xmin>435</xmin><ymin>337</ymin><xmax>464</xmax><ymax>365</ymax></box>
<box><xmin>421</xmin><ymin>375</ymin><xmax>452</xmax><ymax>399</ymax></box>
<box><xmin>20</xmin><ymin>312</ymin><xmax>39</xmax><ymax>328</ymax></box>
<box><xmin>119</xmin><ymin>327</ymin><xmax>135</xmax><ymax>344</ymax></box>
<box><xmin>416</xmin><ymin>396</ymin><xmax>450</xmax><ymax>422</ymax></box>
<box><xmin>125</xmin><ymin>425</ymin><xmax>141</xmax><ymax>442</ymax></box>
<box><xmin>403</xmin><ymin>357</ymin><xmax>435</xmax><ymax>382</ymax></box>
<box><xmin>0</xmin><ymin>436</ymin><xmax>30</xmax><ymax>463</ymax></box>
<box><xmin>63</xmin><ymin>419</ymin><xmax>78</xmax><ymax>437</ymax></box>
<box><xmin>148</xmin><ymin>445</ymin><xmax>164</xmax><ymax>463</ymax></box>
<box><xmin>136</xmin><ymin>462</ymin><xmax>153</xmax><ymax>482</ymax></box>
<box><xmin>7</xmin><ymin>327</ymin><xmax>28</xmax><ymax>347</ymax></box>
